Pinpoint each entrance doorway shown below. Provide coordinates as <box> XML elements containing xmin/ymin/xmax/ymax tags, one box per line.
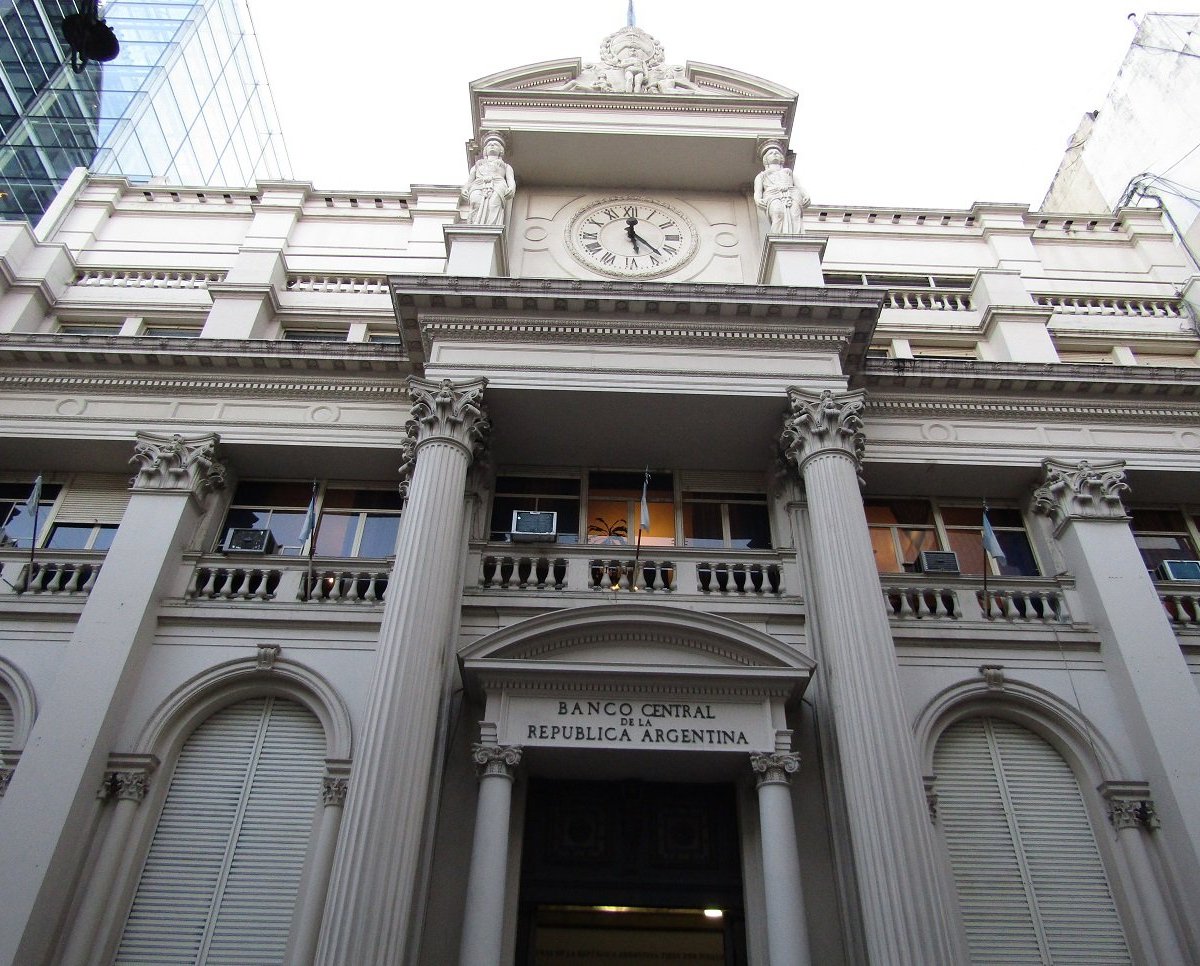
<box><xmin>516</xmin><ymin>779</ymin><xmax>747</xmax><ymax>965</ymax></box>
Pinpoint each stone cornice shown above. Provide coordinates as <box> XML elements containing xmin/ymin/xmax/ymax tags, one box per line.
<box><xmin>393</xmin><ymin>275</ymin><xmax>882</xmax><ymax>374</ymax></box>
<box><xmin>0</xmin><ymin>333</ymin><xmax>407</xmax><ymax>376</ymax></box>
<box><xmin>864</xmin><ymin>395</ymin><xmax>1200</xmax><ymax>423</ymax></box>
<box><xmin>860</xmin><ymin>357</ymin><xmax>1200</xmax><ymax>401</ymax></box>
<box><xmin>0</xmin><ymin>370</ymin><xmax>408</xmax><ymax>399</ymax></box>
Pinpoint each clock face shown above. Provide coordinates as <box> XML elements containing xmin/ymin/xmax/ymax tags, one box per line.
<box><xmin>566</xmin><ymin>198</ymin><xmax>697</xmax><ymax>278</ymax></box>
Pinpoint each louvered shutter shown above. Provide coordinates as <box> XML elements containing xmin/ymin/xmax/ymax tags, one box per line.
<box><xmin>55</xmin><ymin>473</ymin><xmax>131</xmax><ymax>524</ymax></box>
<box><xmin>0</xmin><ymin>695</ymin><xmax>13</xmax><ymax>748</ymax></box>
<box><xmin>934</xmin><ymin>717</ymin><xmax>1131</xmax><ymax>965</ymax></box>
<box><xmin>115</xmin><ymin>697</ymin><xmax>325</xmax><ymax>965</ymax></box>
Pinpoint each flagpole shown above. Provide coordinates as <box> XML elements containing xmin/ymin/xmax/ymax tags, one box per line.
<box><xmin>23</xmin><ymin>475</ymin><xmax>42</xmax><ymax>594</ymax></box>
<box><xmin>304</xmin><ymin>480</ymin><xmax>318</xmax><ymax>601</ymax></box>
<box><xmin>981</xmin><ymin>499</ymin><xmax>990</xmax><ymax>619</ymax></box>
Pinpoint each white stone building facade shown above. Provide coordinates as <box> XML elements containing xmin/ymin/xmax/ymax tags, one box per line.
<box><xmin>0</xmin><ymin>26</ymin><xmax>1198</xmax><ymax>966</ymax></box>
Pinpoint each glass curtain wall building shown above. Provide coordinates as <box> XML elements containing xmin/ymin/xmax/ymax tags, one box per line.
<box><xmin>0</xmin><ymin>0</ymin><xmax>290</xmax><ymax>222</ymax></box>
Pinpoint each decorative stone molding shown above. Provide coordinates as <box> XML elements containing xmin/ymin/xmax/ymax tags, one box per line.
<box><xmin>923</xmin><ymin>775</ymin><xmax>938</xmax><ymax>823</ymax></box>
<box><xmin>130</xmin><ymin>431</ymin><xmax>227</xmax><ymax>497</ymax></box>
<box><xmin>471</xmin><ymin>743</ymin><xmax>523</xmax><ymax>779</ymax></box>
<box><xmin>1100</xmin><ymin>781</ymin><xmax>1161</xmax><ymax>831</ymax></box>
<box><xmin>97</xmin><ymin>754</ymin><xmax>158</xmax><ymax>803</ymax></box>
<box><xmin>750</xmin><ymin>751</ymin><xmax>801</xmax><ymax>787</ymax></box>
<box><xmin>780</xmin><ymin>388</ymin><xmax>866</xmax><ymax>481</ymax></box>
<box><xmin>979</xmin><ymin>664</ymin><xmax>1006</xmax><ymax>689</ymax></box>
<box><xmin>256</xmin><ymin>643</ymin><xmax>281</xmax><ymax>670</ymax></box>
<box><xmin>1032</xmin><ymin>458</ymin><xmax>1130</xmax><ymax>535</ymax></box>
<box><xmin>402</xmin><ymin>377</ymin><xmax>490</xmax><ymax>475</ymax></box>
<box><xmin>322</xmin><ymin>775</ymin><xmax>349</xmax><ymax>807</ymax></box>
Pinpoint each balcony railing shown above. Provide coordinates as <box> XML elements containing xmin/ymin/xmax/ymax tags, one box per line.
<box><xmin>1157</xmin><ymin>583</ymin><xmax>1200</xmax><ymax>627</ymax></box>
<box><xmin>182</xmin><ymin>556</ymin><xmax>390</xmax><ymax>605</ymax></box>
<box><xmin>0</xmin><ymin>553</ymin><xmax>103</xmax><ymax>597</ymax></box>
<box><xmin>474</xmin><ymin>545</ymin><xmax>797</xmax><ymax>598</ymax></box>
<box><xmin>881</xmin><ymin>576</ymin><xmax>1072</xmax><ymax>623</ymax></box>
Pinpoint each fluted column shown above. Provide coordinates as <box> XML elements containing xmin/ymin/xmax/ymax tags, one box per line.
<box><xmin>0</xmin><ymin>432</ymin><xmax>226</xmax><ymax>966</ymax></box>
<box><xmin>751</xmin><ymin>752</ymin><xmax>811</xmax><ymax>966</ymax></box>
<box><xmin>1033</xmin><ymin>459</ymin><xmax>1200</xmax><ymax>951</ymax></box>
<box><xmin>459</xmin><ymin>744</ymin><xmax>522</xmax><ymax>966</ymax></box>
<box><xmin>780</xmin><ymin>388</ymin><xmax>958</xmax><ymax>965</ymax></box>
<box><xmin>317</xmin><ymin>377</ymin><xmax>489</xmax><ymax>966</ymax></box>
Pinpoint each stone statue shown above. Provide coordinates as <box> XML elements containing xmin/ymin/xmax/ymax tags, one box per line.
<box><xmin>461</xmin><ymin>135</ymin><xmax>515</xmax><ymax>227</ymax></box>
<box><xmin>754</xmin><ymin>144</ymin><xmax>810</xmax><ymax>235</ymax></box>
<box><xmin>647</xmin><ymin>64</ymin><xmax>703</xmax><ymax>94</ymax></box>
<box><xmin>599</xmin><ymin>26</ymin><xmax>664</xmax><ymax>93</ymax></box>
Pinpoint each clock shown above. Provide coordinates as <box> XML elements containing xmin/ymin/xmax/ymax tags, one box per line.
<box><xmin>566</xmin><ymin>197</ymin><xmax>697</xmax><ymax>278</ymax></box>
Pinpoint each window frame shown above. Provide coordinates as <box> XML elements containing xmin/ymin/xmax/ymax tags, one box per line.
<box><xmin>866</xmin><ymin>497</ymin><xmax>1041</xmax><ymax>577</ymax></box>
<box><xmin>1128</xmin><ymin>505</ymin><xmax>1200</xmax><ymax>575</ymax></box>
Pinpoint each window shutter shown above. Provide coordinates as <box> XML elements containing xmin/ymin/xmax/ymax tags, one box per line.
<box><xmin>56</xmin><ymin>474</ymin><xmax>131</xmax><ymax>524</ymax></box>
<box><xmin>115</xmin><ymin>697</ymin><xmax>325</xmax><ymax>965</ymax></box>
<box><xmin>934</xmin><ymin>717</ymin><xmax>1131</xmax><ymax>965</ymax></box>
<box><xmin>0</xmin><ymin>695</ymin><xmax>13</xmax><ymax>749</ymax></box>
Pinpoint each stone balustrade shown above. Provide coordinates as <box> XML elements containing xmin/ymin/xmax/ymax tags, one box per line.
<box><xmin>1158</xmin><ymin>586</ymin><xmax>1200</xmax><ymax>626</ymax></box>
<box><xmin>881</xmin><ymin>577</ymin><xmax>1071</xmax><ymax>623</ymax></box>
<box><xmin>182</xmin><ymin>557</ymin><xmax>389</xmax><ymax>605</ymax></box>
<box><xmin>0</xmin><ymin>555</ymin><xmax>102</xmax><ymax>596</ymax></box>
<box><xmin>474</xmin><ymin>546</ymin><xmax>793</xmax><ymax>597</ymax></box>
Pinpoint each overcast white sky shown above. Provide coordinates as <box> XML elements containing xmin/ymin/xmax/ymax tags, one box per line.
<box><xmin>245</xmin><ymin>1</ymin><xmax>1196</xmax><ymax>210</ymax></box>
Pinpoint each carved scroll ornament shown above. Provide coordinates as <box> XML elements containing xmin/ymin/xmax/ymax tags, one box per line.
<box><xmin>750</xmin><ymin>751</ymin><xmax>800</xmax><ymax>787</ymax></box>
<box><xmin>1032</xmin><ymin>458</ymin><xmax>1129</xmax><ymax>533</ymax></box>
<box><xmin>471</xmin><ymin>743</ymin><xmax>523</xmax><ymax>779</ymax></box>
<box><xmin>780</xmin><ymin>388</ymin><xmax>866</xmax><ymax>480</ymax></box>
<box><xmin>400</xmin><ymin>378</ymin><xmax>491</xmax><ymax>488</ymax></box>
<box><xmin>130</xmin><ymin>431</ymin><xmax>227</xmax><ymax>497</ymax></box>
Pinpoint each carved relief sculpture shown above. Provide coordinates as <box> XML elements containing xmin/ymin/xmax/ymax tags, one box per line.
<box><xmin>1032</xmin><ymin>458</ymin><xmax>1130</xmax><ymax>534</ymax></box>
<box><xmin>130</xmin><ymin>431</ymin><xmax>227</xmax><ymax>496</ymax></box>
<box><xmin>779</xmin><ymin>388</ymin><xmax>867</xmax><ymax>481</ymax></box>
<box><xmin>558</xmin><ymin>26</ymin><xmax>714</xmax><ymax>95</ymax></box>
<box><xmin>754</xmin><ymin>142</ymin><xmax>810</xmax><ymax>235</ymax></box>
<box><xmin>461</xmin><ymin>133</ymin><xmax>515</xmax><ymax>227</ymax></box>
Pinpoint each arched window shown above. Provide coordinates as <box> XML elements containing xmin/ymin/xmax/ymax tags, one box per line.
<box><xmin>115</xmin><ymin>696</ymin><xmax>325</xmax><ymax>965</ymax></box>
<box><xmin>934</xmin><ymin>716</ymin><xmax>1131</xmax><ymax>964</ymax></box>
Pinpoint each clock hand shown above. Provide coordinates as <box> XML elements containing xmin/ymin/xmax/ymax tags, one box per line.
<box><xmin>631</xmin><ymin>231</ymin><xmax>662</xmax><ymax>256</ymax></box>
<box><xmin>625</xmin><ymin>217</ymin><xmax>640</xmax><ymax>254</ymax></box>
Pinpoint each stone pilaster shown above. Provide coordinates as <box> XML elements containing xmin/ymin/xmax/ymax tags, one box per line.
<box><xmin>61</xmin><ymin>754</ymin><xmax>159</xmax><ymax>964</ymax></box>
<box><xmin>750</xmin><ymin>751</ymin><xmax>811</xmax><ymax>966</ymax></box>
<box><xmin>291</xmin><ymin>761</ymin><xmax>352</xmax><ymax>966</ymax></box>
<box><xmin>459</xmin><ymin>743</ymin><xmax>522</xmax><ymax>966</ymax></box>
<box><xmin>317</xmin><ymin>377</ymin><xmax>489</xmax><ymax>966</ymax></box>
<box><xmin>1033</xmin><ymin>459</ymin><xmax>1200</xmax><ymax>950</ymax></box>
<box><xmin>780</xmin><ymin>388</ymin><xmax>959</xmax><ymax>965</ymax></box>
<box><xmin>0</xmin><ymin>433</ymin><xmax>225</xmax><ymax>966</ymax></box>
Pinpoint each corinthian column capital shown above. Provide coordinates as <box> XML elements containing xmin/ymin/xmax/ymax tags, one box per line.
<box><xmin>130</xmin><ymin>432</ymin><xmax>227</xmax><ymax>499</ymax></box>
<box><xmin>1032</xmin><ymin>458</ymin><xmax>1129</xmax><ymax>535</ymax></box>
<box><xmin>399</xmin><ymin>377</ymin><xmax>490</xmax><ymax>484</ymax></box>
<box><xmin>780</xmin><ymin>388</ymin><xmax>866</xmax><ymax>479</ymax></box>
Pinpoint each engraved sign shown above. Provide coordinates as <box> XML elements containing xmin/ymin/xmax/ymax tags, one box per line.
<box><xmin>502</xmin><ymin>695</ymin><xmax>773</xmax><ymax>751</ymax></box>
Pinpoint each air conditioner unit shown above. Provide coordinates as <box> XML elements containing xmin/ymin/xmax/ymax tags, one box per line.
<box><xmin>916</xmin><ymin>550</ymin><xmax>960</xmax><ymax>574</ymax></box>
<box><xmin>510</xmin><ymin>510</ymin><xmax>557</xmax><ymax>543</ymax></box>
<box><xmin>223</xmin><ymin>528</ymin><xmax>275</xmax><ymax>554</ymax></box>
<box><xmin>1156</xmin><ymin>559</ymin><xmax>1200</xmax><ymax>581</ymax></box>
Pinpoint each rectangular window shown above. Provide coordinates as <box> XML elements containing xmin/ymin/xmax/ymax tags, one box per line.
<box><xmin>866</xmin><ymin>499</ymin><xmax>940</xmax><ymax>573</ymax></box>
<box><xmin>0</xmin><ymin>481</ymin><xmax>62</xmax><ymax>548</ymax></box>
<box><xmin>1129</xmin><ymin>508</ymin><xmax>1199</xmax><ymax>573</ymax></box>
<box><xmin>218</xmin><ymin>482</ymin><xmax>402</xmax><ymax>558</ymax></box>
<box><xmin>682</xmin><ymin>491</ymin><xmax>771</xmax><ymax>549</ymax></box>
<box><xmin>867</xmin><ymin>499</ymin><xmax>1040</xmax><ymax>576</ymax></box>
<box><xmin>490</xmin><ymin>476</ymin><xmax>581</xmax><ymax>544</ymax></box>
<box><xmin>587</xmin><ymin>471</ymin><xmax>673</xmax><ymax>547</ymax></box>
<box><xmin>46</xmin><ymin>522</ymin><xmax>118</xmax><ymax>551</ymax></box>
<box><xmin>281</xmin><ymin>329</ymin><xmax>348</xmax><ymax>342</ymax></box>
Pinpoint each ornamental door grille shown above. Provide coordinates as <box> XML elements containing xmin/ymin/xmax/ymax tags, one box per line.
<box><xmin>516</xmin><ymin>779</ymin><xmax>746</xmax><ymax>965</ymax></box>
<box><xmin>934</xmin><ymin>716</ymin><xmax>1131</xmax><ymax>965</ymax></box>
<box><xmin>114</xmin><ymin>696</ymin><xmax>325</xmax><ymax>965</ymax></box>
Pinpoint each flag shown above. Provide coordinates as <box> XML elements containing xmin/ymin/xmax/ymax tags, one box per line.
<box><xmin>298</xmin><ymin>488</ymin><xmax>317</xmax><ymax>545</ymax></box>
<box><xmin>21</xmin><ymin>475</ymin><xmax>42</xmax><ymax>520</ymax></box>
<box><xmin>639</xmin><ymin>468</ymin><xmax>650</xmax><ymax>533</ymax></box>
<box><xmin>982</xmin><ymin>509</ymin><xmax>1007</xmax><ymax>566</ymax></box>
